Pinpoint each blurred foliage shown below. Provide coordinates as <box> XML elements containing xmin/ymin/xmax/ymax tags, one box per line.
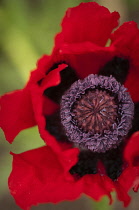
<box><xmin>0</xmin><ymin>0</ymin><xmax>90</xmax><ymax>93</ymax></box>
<box><xmin>0</xmin><ymin>0</ymin><xmax>139</xmax><ymax>210</ymax></box>
<box><xmin>128</xmin><ymin>0</ymin><xmax>139</xmax><ymax>8</ymax></box>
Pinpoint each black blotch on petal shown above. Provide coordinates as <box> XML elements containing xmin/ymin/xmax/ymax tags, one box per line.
<box><xmin>45</xmin><ymin>110</ymin><xmax>70</xmax><ymax>143</ymax></box>
<box><xmin>44</xmin><ymin>63</ymin><xmax>78</xmax><ymax>104</ymax></box>
<box><xmin>99</xmin><ymin>144</ymin><xmax>124</xmax><ymax>180</ymax></box>
<box><xmin>70</xmin><ymin>144</ymin><xmax>124</xmax><ymax>181</ymax></box>
<box><xmin>128</xmin><ymin>102</ymin><xmax>139</xmax><ymax>137</ymax></box>
<box><xmin>99</xmin><ymin>56</ymin><xmax>130</xmax><ymax>84</ymax></box>
<box><xmin>70</xmin><ymin>151</ymin><xmax>98</xmax><ymax>177</ymax></box>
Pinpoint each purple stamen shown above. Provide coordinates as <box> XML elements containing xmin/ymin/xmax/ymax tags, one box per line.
<box><xmin>60</xmin><ymin>74</ymin><xmax>134</xmax><ymax>153</ymax></box>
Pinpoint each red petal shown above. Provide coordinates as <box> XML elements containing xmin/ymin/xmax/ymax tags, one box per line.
<box><xmin>40</xmin><ymin>63</ymin><xmax>67</xmax><ymax>90</ymax></box>
<box><xmin>30</xmin><ymin>64</ymin><xmax>70</xmax><ymax>152</ymax></box>
<box><xmin>58</xmin><ymin>42</ymin><xmax>115</xmax><ymax>79</ymax></box>
<box><xmin>59</xmin><ymin>148</ymin><xmax>80</xmax><ymax>175</ymax></box>
<box><xmin>0</xmin><ymin>88</ymin><xmax>36</xmax><ymax>143</ymax></box>
<box><xmin>124</xmin><ymin>132</ymin><xmax>139</xmax><ymax>166</ymax></box>
<box><xmin>117</xmin><ymin>167</ymin><xmax>137</xmax><ymax>191</ymax></box>
<box><xmin>9</xmin><ymin>146</ymin><xmax>83</xmax><ymax>210</ymax></box>
<box><xmin>111</xmin><ymin>22</ymin><xmax>139</xmax><ymax>57</ymax></box>
<box><xmin>83</xmin><ymin>174</ymin><xmax>113</xmax><ymax>204</ymax></box>
<box><xmin>133</xmin><ymin>177</ymin><xmax>139</xmax><ymax>192</ymax></box>
<box><xmin>111</xmin><ymin>22</ymin><xmax>139</xmax><ymax>102</ymax></box>
<box><xmin>30</xmin><ymin>54</ymin><xmax>52</xmax><ymax>82</ymax></box>
<box><xmin>114</xmin><ymin>181</ymin><xmax>131</xmax><ymax>207</ymax></box>
<box><xmin>124</xmin><ymin>66</ymin><xmax>139</xmax><ymax>102</ymax></box>
<box><xmin>36</xmin><ymin>55</ymin><xmax>50</xmax><ymax>74</ymax></box>
<box><xmin>61</xmin><ymin>2</ymin><xmax>119</xmax><ymax>46</ymax></box>
<box><xmin>0</xmin><ymin>54</ymin><xmax>52</xmax><ymax>143</ymax></box>
<box><xmin>116</xmin><ymin>132</ymin><xmax>139</xmax><ymax>202</ymax></box>
<box><xmin>42</xmin><ymin>96</ymin><xmax>59</xmax><ymax>116</ymax></box>
<box><xmin>114</xmin><ymin>166</ymin><xmax>139</xmax><ymax>207</ymax></box>
<box><xmin>28</xmin><ymin>55</ymin><xmax>51</xmax><ymax>85</ymax></box>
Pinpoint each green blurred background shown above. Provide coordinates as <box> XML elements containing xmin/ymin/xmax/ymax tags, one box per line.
<box><xmin>0</xmin><ymin>0</ymin><xmax>139</xmax><ymax>209</ymax></box>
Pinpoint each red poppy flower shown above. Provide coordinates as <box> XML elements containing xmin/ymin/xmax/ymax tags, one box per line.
<box><xmin>1</xmin><ymin>2</ymin><xmax>139</xmax><ymax>210</ymax></box>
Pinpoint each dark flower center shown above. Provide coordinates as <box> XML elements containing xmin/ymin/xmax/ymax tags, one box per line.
<box><xmin>60</xmin><ymin>74</ymin><xmax>134</xmax><ymax>153</ymax></box>
<box><xmin>72</xmin><ymin>89</ymin><xmax>118</xmax><ymax>134</ymax></box>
